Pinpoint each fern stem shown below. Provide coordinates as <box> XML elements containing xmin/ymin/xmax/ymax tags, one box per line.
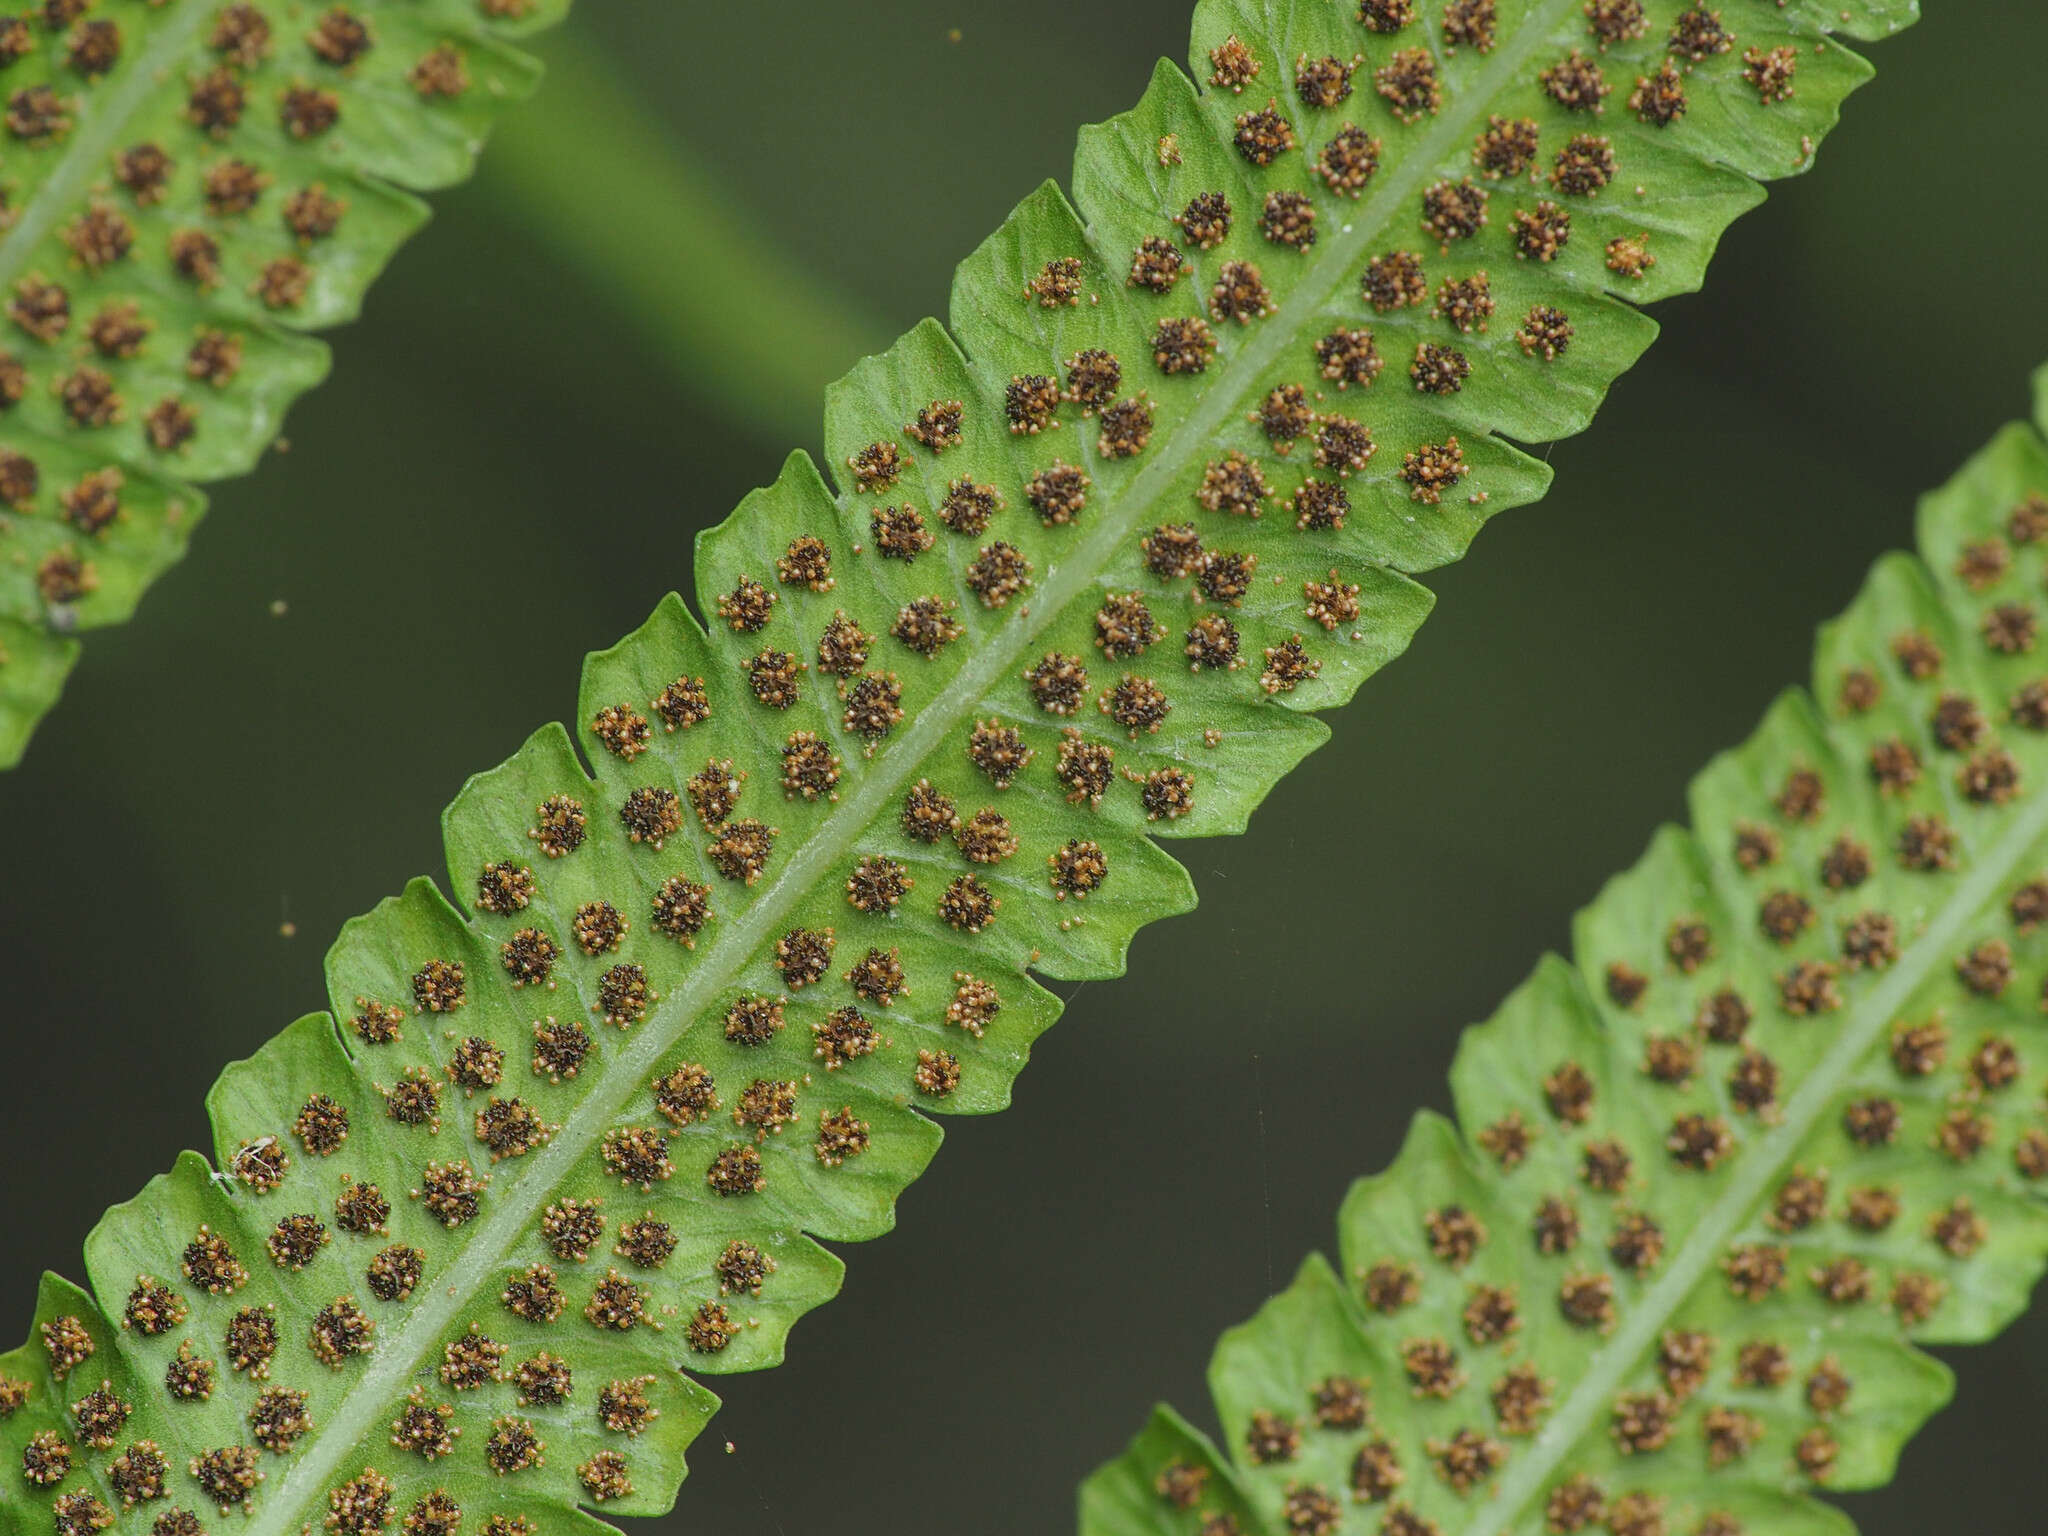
<box><xmin>478</xmin><ymin>29</ymin><xmax>892</xmax><ymax>444</ymax></box>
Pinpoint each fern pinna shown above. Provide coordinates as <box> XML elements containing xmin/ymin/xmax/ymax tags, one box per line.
<box><xmin>0</xmin><ymin>0</ymin><xmax>567</xmax><ymax>767</ymax></box>
<box><xmin>0</xmin><ymin>3</ymin><xmax>1912</xmax><ymax>1535</ymax></box>
<box><xmin>1082</xmin><ymin>373</ymin><xmax>2048</xmax><ymax>1536</ymax></box>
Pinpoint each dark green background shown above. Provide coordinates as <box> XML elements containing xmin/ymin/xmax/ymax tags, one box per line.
<box><xmin>4</xmin><ymin>3</ymin><xmax>2044</xmax><ymax>1529</ymax></box>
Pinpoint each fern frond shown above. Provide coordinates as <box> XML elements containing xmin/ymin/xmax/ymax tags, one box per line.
<box><xmin>0</xmin><ymin>3</ymin><xmax>1913</xmax><ymax>1534</ymax></box>
<box><xmin>0</xmin><ymin>0</ymin><xmax>567</xmax><ymax>767</ymax></box>
<box><xmin>1083</xmin><ymin>367</ymin><xmax>2048</xmax><ymax>1536</ymax></box>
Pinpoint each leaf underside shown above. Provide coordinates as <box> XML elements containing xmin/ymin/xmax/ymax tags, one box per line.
<box><xmin>0</xmin><ymin>4</ymin><xmax>1915</xmax><ymax>1536</ymax></box>
<box><xmin>0</xmin><ymin>0</ymin><xmax>568</xmax><ymax>767</ymax></box>
<box><xmin>1082</xmin><ymin>369</ymin><xmax>2048</xmax><ymax>1536</ymax></box>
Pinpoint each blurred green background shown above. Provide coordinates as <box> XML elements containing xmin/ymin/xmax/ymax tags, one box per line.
<box><xmin>4</xmin><ymin>3</ymin><xmax>2045</xmax><ymax>1530</ymax></box>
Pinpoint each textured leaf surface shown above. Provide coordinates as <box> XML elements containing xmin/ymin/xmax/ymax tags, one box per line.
<box><xmin>1084</xmin><ymin>368</ymin><xmax>2048</xmax><ymax>1536</ymax></box>
<box><xmin>0</xmin><ymin>0</ymin><xmax>566</xmax><ymax>767</ymax></box>
<box><xmin>0</xmin><ymin>3</ymin><xmax>1911</xmax><ymax>1535</ymax></box>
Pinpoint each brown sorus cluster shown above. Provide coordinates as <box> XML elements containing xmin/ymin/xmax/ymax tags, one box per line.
<box><xmin>309</xmin><ymin>1295</ymin><xmax>375</xmax><ymax>1366</ymax></box>
<box><xmin>814</xmin><ymin>1106</ymin><xmax>870</xmax><ymax>1166</ymax></box>
<box><xmin>914</xmin><ymin>1049</ymin><xmax>961</xmax><ymax>1096</ymax></box>
<box><xmin>1245</xmin><ymin>1408</ymin><xmax>1301</xmax><ymax>1465</ymax></box>
<box><xmin>164</xmin><ymin>1340</ymin><xmax>217</xmax><ymax>1400</ymax></box>
<box><xmin>1434</xmin><ymin>272</ymin><xmax>1494</xmax><ymax>334</ymax></box>
<box><xmin>937</xmin><ymin>876</ymin><xmax>995</xmax><ymax>937</ymax></box>
<box><xmin>949</xmin><ymin>975</ymin><xmax>1001</xmax><ymax>1037</ymax></box>
<box><xmin>531</xmin><ymin>1017</ymin><xmax>591</xmax><ymax>1080</ymax></box>
<box><xmin>1402</xmin><ymin>1337</ymin><xmax>1464</xmax><ymax>1398</ymax></box>
<box><xmin>1098</xmin><ymin>396</ymin><xmax>1155</xmax><ymax>458</ymax></box>
<box><xmin>1316</xmin><ymin>327</ymin><xmax>1382</xmax><ymax>390</ymax></box>
<box><xmin>1552</xmin><ymin>135</ymin><xmax>1616</xmax><ymax>196</ymax></box>
<box><xmin>1743</xmin><ymin>44</ymin><xmax>1798</xmax><ymax>104</ymax></box>
<box><xmin>1055</xmin><ymin>729</ymin><xmax>1117</xmax><ymax>807</ymax></box>
<box><xmin>905</xmin><ymin>398</ymin><xmax>963</xmax><ymax>450</ymax></box>
<box><xmin>1292</xmin><ymin>480</ymin><xmax>1350</xmax><ymax>533</ymax></box>
<box><xmin>707</xmin><ymin>1143</ymin><xmax>765</xmax><ymax>1197</ymax></box>
<box><xmin>1151</xmin><ymin>315</ymin><xmax>1217</xmax><ymax>375</ymax></box>
<box><xmin>1604</xmin><ymin>233</ymin><xmax>1655</xmax><ymax>279</ymax></box>
<box><xmin>871</xmin><ymin>504</ymin><xmax>934</xmax><ymax>561</ymax></box>
<box><xmin>123</xmin><ymin>1275</ymin><xmax>187</xmax><ymax>1336</ymax></box>
<box><xmin>1127</xmin><ymin>235</ymin><xmax>1187</xmax><ymax>293</ymax></box>
<box><xmin>1207</xmin><ymin>34</ymin><xmax>1259</xmax><ymax>94</ymax></box>
<box><xmin>1025</xmin><ymin>462</ymin><xmax>1090</xmax><ymax>525</ymax></box>
<box><xmin>966</xmin><ymin>540</ymin><xmax>1032</xmax><ymax>606</ymax></box>
<box><xmin>967</xmin><ymin>720</ymin><xmax>1033</xmax><ymax>786</ymax></box>
<box><xmin>595</xmin><ymin>963</ymin><xmax>651</xmax><ymax>1027</ymax></box>
<box><xmin>1375</xmin><ymin>48</ymin><xmax>1440</xmax><ymax>122</ymax></box>
<box><xmin>579</xmin><ymin>1450</ymin><xmax>632</xmax><ymax>1502</ymax></box>
<box><xmin>1004</xmin><ymin>373</ymin><xmax>1060</xmax><ymax>435</ymax></box>
<box><xmin>840</xmin><ymin>671</ymin><xmax>904</xmax><ymax>741</ymax></box>
<box><xmin>1473</xmin><ymin>114</ymin><xmax>1538</xmax><ymax>178</ymax></box>
<box><xmin>1256</xmin><ymin>382</ymin><xmax>1313</xmax><ymax>445</ymax></box>
<box><xmin>1174</xmin><ymin>191</ymin><xmax>1232</xmax><ymax>249</ymax></box>
<box><xmin>1294</xmin><ymin>50</ymin><xmax>1359</xmax><ymax>114</ymax></box>
<box><xmin>845</xmin><ymin>854</ymin><xmax>911</xmax><ymax>913</ymax></box>
<box><xmin>1400</xmin><ymin>438</ymin><xmax>1468</xmax><ymax>504</ymax></box>
<box><xmin>1319</xmin><ymin>124</ymin><xmax>1380</xmax><ymax>195</ymax></box>
<box><xmin>597</xmin><ymin>1374</ymin><xmax>659</xmax><ymax>1435</ymax></box>
<box><xmin>22</xmin><ymin>1429</ymin><xmax>72</xmax><ymax>1487</ymax></box>
<box><xmin>501</xmin><ymin>1265</ymin><xmax>565</xmax><ymax>1325</ymax></box>
<box><xmin>894</xmin><ymin>595</ymin><xmax>964</xmax><ymax>654</ymax></box>
<box><xmin>191</xmin><ymin>1446</ymin><xmax>261</xmax><ymax>1514</ymax></box>
<box><xmin>1260</xmin><ymin>191</ymin><xmax>1316</xmax><ymax>250</ymax></box>
<box><xmin>813</xmin><ymin>1005</ymin><xmax>879</xmax><ymax>1067</ymax></box>
<box><xmin>108</xmin><ymin>1441</ymin><xmax>168</xmax><ymax>1507</ymax></box>
<box><xmin>1542</xmin><ymin>50</ymin><xmax>1610</xmax><ymax>114</ymax></box>
<box><xmin>1095</xmin><ymin>591</ymin><xmax>1162</xmax><ymax>659</ymax></box>
<box><xmin>847</xmin><ymin>946</ymin><xmax>909</xmax><ymax>1004</ymax></box>
<box><xmin>1199</xmin><ymin>450</ymin><xmax>1272</xmax><ymax>516</ymax></box>
<box><xmin>414</xmin><ymin>1161</ymin><xmax>485</xmax><ymax>1228</ymax></box>
<box><xmin>1410</xmin><ymin>341</ymin><xmax>1470</xmax><ymax>395</ymax></box>
<box><xmin>1670</xmin><ymin>5</ymin><xmax>1734</xmax><ymax>60</ymax></box>
<box><xmin>1026</xmin><ymin>255</ymin><xmax>1085</xmax><ymax>308</ymax></box>
<box><xmin>1232</xmin><ymin>100</ymin><xmax>1295</xmax><ymax>167</ymax></box>
<box><xmin>1420</xmin><ymin>179</ymin><xmax>1488</xmax><ymax>244</ymax></box>
<box><xmin>1513</xmin><ymin>200</ymin><xmax>1573</xmax><ymax>263</ymax></box>
<box><xmin>483</xmin><ymin>1417</ymin><xmax>543</xmax><ymax>1476</ymax></box>
<box><xmin>367</xmin><ymin>1244</ymin><xmax>426</xmax><ymax>1302</ymax></box>
<box><xmin>1732</xmin><ymin>821</ymin><xmax>1779</xmax><ymax>871</ymax></box>
<box><xmin>265</xmin><ymin>1212</ymin><xmax>329</xmax><ymax>1270</ymax></box>
<box><xmin>846</xmin><ymin>439</ymin><xmax>901</xmax><ymax>491</ymax></box>
<box><xmin>1049</xmin><ymin>838</ymin><xmax>1109</xmax><ymax>899</ymax></box>
<box><xmin>585</xmin><ymin>1277</ymin><xmax>647</xmax><ymax>1335</ymax></box>
<box><xmin>1156</xmin><ymin>1463</ymin><xmax>1208</xmax><ymax>1510</ymax></box>
<box><xmin>717</xmin><ymin>1239</ymin><xmax>777</xmax><ymax>1296</ymax></box>
<box><xmin>1141</xmin><ymin>521</ymin><xmax>1208</xmax><ymax>584</ymax></box>
<box><xmin>653</xmin><ymin>674</ymin><xmax>711</xmax><ymax>730</ymax></box>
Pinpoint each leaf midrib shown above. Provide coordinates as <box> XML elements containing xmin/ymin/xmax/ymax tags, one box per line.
<box><xmin>0</xmin><ymin>1</ymin><xmax>216</xmax><ymax>291</ymax></box>
<box><xmin>253</xmin><ymin>8</ymin><xmax>1581</xmax><ymax>1528</ymax></box>
<box><xmin>1457</xmin><ymin>783</ymin><xmax>2048</xmax><ymax>1536</ymax></box>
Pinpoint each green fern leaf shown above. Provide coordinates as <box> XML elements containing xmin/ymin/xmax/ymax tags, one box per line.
<box><xmin>0</xmin><ymin>2</ymin><xmax>1914</xmax><ymax>1533</ymax></box>
<box><xmin>1083</xmin><ymin>367</ymin><xmax>2048</xmax><ymax>1536</ymax></box>
<box><xmin>0</xmin><ymin>0</ymin><xmax>567</xmax><ymax>767</ymax></box>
